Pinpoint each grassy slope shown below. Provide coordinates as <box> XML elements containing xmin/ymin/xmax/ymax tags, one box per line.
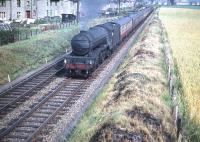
<box><xmin>67</xmin><ymin>14</ymin><xmax>176</xmax><ymax>142</ymax></box>
<box><xmin>159</xmin><ymin>7</ymin><xmax>200</xmax><ymax>139</ymax></box>
<box><xmin>0</xmin><ymin>25</ymin><xmax>78</xmax><ymax>85</ymax></box>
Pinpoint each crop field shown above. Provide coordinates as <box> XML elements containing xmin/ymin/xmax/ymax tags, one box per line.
<box><xmin>160</xmin><ymin>7</ymin><xmax>200</xmax><ymax>138</ymax></box>
<box><xmin>67</xmin><ymin>14</ymin><xmax>176</xmax><ymax>142</ymax></box>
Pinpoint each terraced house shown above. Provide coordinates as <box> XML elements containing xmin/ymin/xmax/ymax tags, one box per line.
<box><xmin>0</xmin><ymin>0</ymin><xmax>77</xmax><ymax>21</ymax></box>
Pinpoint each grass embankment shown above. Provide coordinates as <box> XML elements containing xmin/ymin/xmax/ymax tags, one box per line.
<box><xmin>0</xmin><ymin>25</ymin><xmax>78</xmax><ymax>85</ymax></box>
<box><xmin>67</xmin><ymin>14</ymin><xmax>176</xmax><ymax>142</ymax></box>
<box><xmin>160</xmin><ymin>8</ymin><xmax>200</xmax><ymax>140</ymax></box>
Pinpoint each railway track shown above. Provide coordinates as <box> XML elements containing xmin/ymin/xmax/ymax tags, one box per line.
<box><xmin>0</xmin><ymin>78</ymin><xmax>88</xmax><ymax>141</ymax></box>
<box><xmin>0</xmin><ymin>64</ymin><xmax>63</xmax><ymax>118</ymax></box>
<box><xmin>0</xmin><ymin>53</ymin><xmax>111</xmax><ymax>141</ymax></box>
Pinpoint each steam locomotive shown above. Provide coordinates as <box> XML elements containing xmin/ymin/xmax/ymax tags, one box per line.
<box><xmin>64</xmin><ymin>7</ymin><xmax>154</xmax><ymax>78</ymax></box>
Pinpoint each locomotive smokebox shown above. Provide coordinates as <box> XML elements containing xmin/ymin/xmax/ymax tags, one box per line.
<box><xmin>71</xmin><ymin>27</ymin><xmax>108</xmax><ymax>56</ymax></box>
<box><xmin>71</xmin><ymin>31</ymin><xmax>91</xmax><ymax>56</ymax></box>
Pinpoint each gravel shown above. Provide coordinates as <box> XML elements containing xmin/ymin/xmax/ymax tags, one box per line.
<box><xmin>0</xmin><ymin>78</ymin><xmax>64</xmax><ymax>130</ymax></box>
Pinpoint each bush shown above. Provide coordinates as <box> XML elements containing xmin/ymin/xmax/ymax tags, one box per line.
<box><xmin>0</xmin><ymin>30</ymin><xmax>17</xmax><ymax>45</ymax></box>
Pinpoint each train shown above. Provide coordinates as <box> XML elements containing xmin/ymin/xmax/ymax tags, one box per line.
<box><xmin>64</xmin><ymin>7</ymin><xmax>154</xmax><ymax>78</ymax></box>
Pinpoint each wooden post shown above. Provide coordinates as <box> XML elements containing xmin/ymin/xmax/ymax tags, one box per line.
<box><xmin>8</xmin><ymin>74</ymin><xmax>11</xmax><ymax>83</ymax></box>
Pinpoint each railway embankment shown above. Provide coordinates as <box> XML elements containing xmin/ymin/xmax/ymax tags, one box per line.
<box><xmin>67</xmin><ymin>12</ymin><xmax>177</xmax><ymax>142</ymax></box>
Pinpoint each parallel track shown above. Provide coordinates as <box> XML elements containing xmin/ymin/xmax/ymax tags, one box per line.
<box><xmin>0</xmin><ymin>62</ymin><xmax>63</xmax><ymax>118</ymax></box>
<box><xmin>0</xmin><ymin>78</ymin><xmax>87</xmax><ymax>141</ymax></box>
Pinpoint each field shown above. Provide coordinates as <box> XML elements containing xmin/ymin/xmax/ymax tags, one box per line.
<box><xmin>160</xmin><ymin>7</ymin><xmax>200</xmax><ymax>139</ymax></box>
<box><xmin>67</xmin><ymin>14</ymin><xmax>176</xmax><ymax>142</ymax></box>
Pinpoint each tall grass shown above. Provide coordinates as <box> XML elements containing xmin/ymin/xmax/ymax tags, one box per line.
<box><xmin>160</xmin><ymin>7</ymin><xmax>200</xmax><ymax>140</ymax></box>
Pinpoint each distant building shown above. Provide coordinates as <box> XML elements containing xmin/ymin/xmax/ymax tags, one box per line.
<box><xmin>0</xmin><ymin>0</ymin><xmax>77</xmax><ymax>21</ymax></box>
<box><xmin>154</xmin><ymin>0</ymin><xmax>200</xmax><ymax>5</ymax></box>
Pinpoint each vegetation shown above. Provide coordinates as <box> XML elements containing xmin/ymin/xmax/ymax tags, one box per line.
<box><xmin>67</xmin><ymin>15</ymin><xmax>175</xmax><ymax>142</ymax></box>
<box><xmin>160</xmin><ymin>7</ymin><xmax>200</xmax><ymax>140</ymax></box>
<box><xmin>0</xmin><ymin>30</ymin><xmax>17</xmax><ymax>45</ymax></box>
<box><xmin>0</xmin><ymin>25</ymin><xmax>79</xmax><ymax>85</ymax></box>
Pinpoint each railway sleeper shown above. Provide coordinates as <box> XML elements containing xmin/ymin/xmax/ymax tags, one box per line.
<box><xmin>20</xmin><ymin>122</ymin><xmax>41</xmax><ymax>128</ymax></box>
<box><xmin>45</xmin><ymin>102</ymin><xmax>61</xmax><ymax>106</ymax></box>
<box><xmin>6</xmin><ymin>134</ymin><xmax>27</xmax><ymax>140</ymax></box>
<box><xmin>48</xmin><ymin>100</ymin><xmax>64</xmax><ymax>104</ymax></box>
<box><xmin>50</xmin><ymin>98</ymin><xmax>66</xmax><ymax>102</ymax></box>
<box><xmin>14</xmin><ymin>128</ymin><xmax>35</xmax><ymax>133</ymax></box>
<box><xmin>32</xmin><ymin>115</ymin><xmax>49</xmax><ymax>119</ymax></box>
<box><xmin>53</xmin><ymin>95</ymin><xmax>70</xmax><ymax>98</ymax></box>
<box><xmin>15</xmin><ymin>125</ymin><xmax>35</xmax><ymax>130</ymax></box>
<box><xmin>0</xmin><ymin>97</ymin><xmax>15</xmax><ymax>102</ymax></box>
<box><xmin>37</xmin><ymin>109</ymin><xmax>54</xmax><ymax>114</ymax></box>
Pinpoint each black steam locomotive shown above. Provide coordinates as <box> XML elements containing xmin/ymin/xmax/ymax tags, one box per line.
<box><xmin>64</xmin><ymin>7</ymin><xmax>154</xmax><ymax>78</ymax></box>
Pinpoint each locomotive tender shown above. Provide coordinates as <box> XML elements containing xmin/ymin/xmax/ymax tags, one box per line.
<box><xmin>64</xmin><ymin>7</ymin><xmax>154</xmax><ymax>78</ymax></box>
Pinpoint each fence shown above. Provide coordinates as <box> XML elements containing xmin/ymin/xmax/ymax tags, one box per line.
<box><xmin>0</xmin><ymin>20</ymin><xmax>76</xmax><ymax>46</ymax></box>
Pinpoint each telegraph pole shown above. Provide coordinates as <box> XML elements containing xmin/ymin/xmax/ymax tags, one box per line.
<box><xmin>10</xmin><ymin>0</ymin><xmax>12</xmax><ymax>20</ymax></box>
<box><xmin>118</xmin><ymin>0</ymin><xmax>121</xmax><ymax>14</ymax></box>
<box><xmin>76</xmin><ymin>0</ymin><xmax>80</xmax><ymax>23</ymax></box>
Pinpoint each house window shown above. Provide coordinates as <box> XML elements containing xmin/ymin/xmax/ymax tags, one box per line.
<box><xmin>0</xmin><ymin>0</ymin><xmax>6</xmax><ymax>7</ymax></box>
<box><xmin>47</xmin><ymin>0</ymin><xmax>49</xmax><ymax>6</ymax></box>
<box><xmin>27</xmin><ymin>1</ymin><xmax>30</xmax><ymax>6</ymax></box>
<box><xmin>17</xmin><ymin>12</ymin><xmax>21</xmax><ymax>19</ymax></box>
<box><xmin>0</xmin><ymin>12</ymin><xmax>6</xmax><ymax>19</ymax></box>
<box><xmin>17</xmin><ymin>0</ymin><xmax>21</xmax><ymax>7</ymax></box>
<box><xmin>55</xmin><ymin>2</ymin><xmax>58</xmax><ymax>6</ymax></box>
